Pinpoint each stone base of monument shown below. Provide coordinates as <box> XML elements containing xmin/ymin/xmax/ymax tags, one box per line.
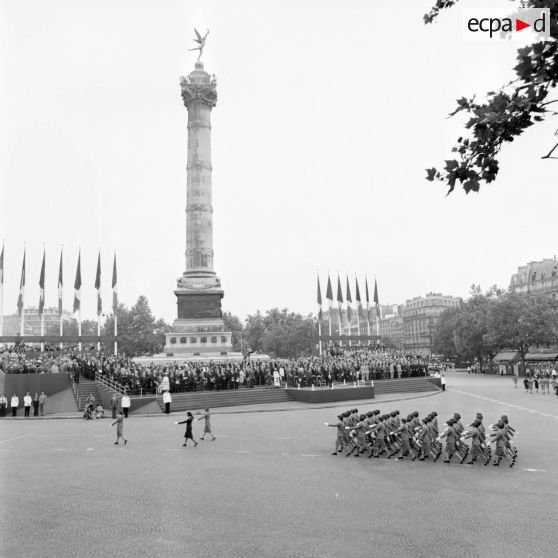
<box><xmin>164</xmin><ymin>318</ymin><xmax>233</xmax><ymax>356</ymax></box>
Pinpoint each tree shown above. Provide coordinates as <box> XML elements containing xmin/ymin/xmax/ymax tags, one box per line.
<box><xmin>432</xmin><ymin>306</ymin><xmax>460</xmax><ymax>357</ymax></box>
<box><xmin>245</xmin><ymin>308</ymin><xmax>318</xmax><ymax>358</ymax></box>
<box><xmin>425</xmin><ymin>0</ymin><xmax>558</xmax><ymax>193</ymax></box>
<box><xmin>485</xmin><ymin>291</ymin><xmax>558</xmax><ymax>365</ymax></box>
<box><xmin>222</xmin><ymin>312</ymin><xmax>244</xmax><ymax>352</ymax></box>
<box><xmin>102</xmin><ymin>296</ymin><xmax>171</xmax><ymax>356</ymax></box>
<box><xmin>432</xmin><ymin>285</ymin><xmax>501</xmax><ymax>369</ymax></box>
<box><xmin>244</xmin><ymin>311</ymin><xmax>266</xmax><ymax>353</ymax></box>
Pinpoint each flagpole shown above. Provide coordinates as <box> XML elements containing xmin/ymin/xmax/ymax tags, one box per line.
<box><xmin>356</xmin><ymin>276</ymin><xmax>361</xmax><ymax>339</ymax></box>
<box><xmin>316</xmin><ymin>271</ymin><xmax>323</xmax><ymax>358</ymax></box>
<box><xmin>78</xmin><ymin>308</ymin><xmax>82</xmax><ymax>352</ymax></box>
<box><xmin>365</xmin><ymin>275</ymin><xmax>370</xmax><ymax>346</ymax></box>
<box><xmin>59</xmin><ymin>245</ymin><xmax>63</xmax><ymax>350</ymax></box>
<box><xmin>20</xmin><ymin>244</ymin><xmax>25</xmax><ymax>337</ymax></box>
<box><xmin>40</xmin><ymin>244</ymin><xmax>45</xmax><ymax>352</ymax></box>
<box><xmin>346</xmin><ymin>273</ymin><xmax>352</xmax><ymax>347</ymax></box>
<box><xmin>113</xmin><ymin>250</ymin><xmax>118</xmax><ymax>356</ymax></box>
<box><xmin>96</xmin><ymin>249</ymin><xmax>101</xmax><ymax>352</ymax></box>
<box><xmin>114</xmin><ymin>312</ymin><xmax>118</xmax><ymax>356</ymax></box>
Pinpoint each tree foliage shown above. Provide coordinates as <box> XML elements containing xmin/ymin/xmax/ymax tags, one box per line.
<box><xmin>102</xmin><ymin>296</ymin><xmax>171</xmax><ymax>356</ymax></box>
<box><xmin>425</xmin><ymin>0</ymin><xmax>558</xmax><ymax>194</ymax></box>
<box><xmin>222</xmin><ymin>312</ymin><xmax>243</xmax><ymax>352</ymax></box>
<box><xmin>484</xmin><ymin>291</ymin><xmax>558</xmax><ymax>358</ymax></box>
<box><xmin>433</xmin><ymin>286</ymin><xmax>558</xmax><ymax>363</ymax></box>
<box><xmin>245</xmin><ymin>308</ymin><xmax>317</xmax><ymax>358</ymax></box>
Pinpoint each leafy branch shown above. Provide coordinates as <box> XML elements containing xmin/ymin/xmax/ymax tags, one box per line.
<box><xmin>424</xmin><ymin>0</ymin><xmax>558</xmax><ymax>194</ymax></box>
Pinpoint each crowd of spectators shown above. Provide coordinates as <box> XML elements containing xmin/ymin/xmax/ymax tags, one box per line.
<box><xmin>1</xmin><ymin>343</ymin><xmax>438</xmax><ymax>395</ymax></box>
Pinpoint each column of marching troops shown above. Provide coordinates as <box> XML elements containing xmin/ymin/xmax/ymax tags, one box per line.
<box><xmin>325</xmin><ymin>408</ymin><xmax>518</xmax><ymax>467</ymax></box>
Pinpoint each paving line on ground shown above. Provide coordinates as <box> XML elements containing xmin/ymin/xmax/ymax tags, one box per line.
<box><xmin>449</xmin><ymin>389</ymin><xmax>558</xmax><ymax>419</ymax></box>
<box><xmin>0</xmin><ymin>433</ymin><xmax>35</xmax><ymax>445</ymax></box>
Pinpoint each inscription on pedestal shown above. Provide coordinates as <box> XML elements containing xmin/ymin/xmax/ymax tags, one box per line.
<box><xmin>176</xmin><ymin>292</ymin><xmax>223</xmax><ymax>320</ymax></box>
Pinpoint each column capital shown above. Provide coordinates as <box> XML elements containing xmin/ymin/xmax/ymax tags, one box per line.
<box><xmin>180</xmin><ymin>74</ymin><xmax>217</xmax><ymax>109</ymax></box>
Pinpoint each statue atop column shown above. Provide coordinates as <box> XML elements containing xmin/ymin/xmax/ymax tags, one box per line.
<box><xmin>189</xmin><ymin>28</ymin><xmax>209</xmax><ymax>61</ymax></box>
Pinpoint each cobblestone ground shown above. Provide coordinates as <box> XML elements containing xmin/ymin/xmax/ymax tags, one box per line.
<box><xmin>1</xmin><ymin>373</ymin><xmax>558</xmax><ymax>558</ymax></box>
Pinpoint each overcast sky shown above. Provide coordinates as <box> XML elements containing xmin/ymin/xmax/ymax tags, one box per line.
<box><xmin>1</xmin><ymin>0</ymin><xmax>556</xmax><ymax>324</ymax></box>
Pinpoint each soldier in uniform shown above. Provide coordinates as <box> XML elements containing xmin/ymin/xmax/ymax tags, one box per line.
<box><xmin>326</xmin><ymin>414</ymin><xmax>347</xmax><ymax>455</ymax></box>
<box><xmin>417</xmin><ymin>418</ymin><xmax>433</xmax><ymax>461</ymax></box>
<box><xmin>111</xmin><ymin>412</ymin><xmax>127</xmax><ymax>445</ymax></box>
<box><xmin>490</xmin><ymin>420</ymin><xmax>508</xmax><ymax>466</ymax></box>
<box><xmin>438</xmin><ymin>418</ymin><xmax>458</xmax><ymax>463</ymax></box>
<box><xmin>196</xmin><ymin>408</ymin><xmax>216</xmax><ymax>441</ymax></box>
<box><xmin>393</xmin><ymin>417</ymin><xmax>414</xmax><ymax>460</ymax></box>
<box><xmin>369</xmin><ymin>415</ymin><xmax>388</xmax><ymax>458</ymax></box>
<box><xmin>463</xmin><ymin>420</ymin><xmax>489</xmax><ymax>465</ymax></box>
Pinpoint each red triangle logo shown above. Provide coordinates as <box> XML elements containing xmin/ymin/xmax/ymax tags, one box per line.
<box><xmin>516</xmin><ymin>18</ymin><xmax>530</xmax><ymax>31</ymax></box>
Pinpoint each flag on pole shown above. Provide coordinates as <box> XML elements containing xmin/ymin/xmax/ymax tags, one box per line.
<box><xmin>325</xmin><ymin>273</ymin><xmax>333</xmax><ymax>336</ymax></box>
<box><xmin>374</xmin><ymin>278</ymin><xmax>381</xmax><ymax>319</ymax></box>
<box><xmin>58</xmin><ymin>250</ymin><xmax>63</xmax><ymax>316</ymax></box>
<box><xmin>17</xmin><ymin>251</ymin><xmax>26</xmax><ymax>315</ymax></box>
<box><xmin>95</xmin><ymin>252</ymin><xmax>102</xmax><ymax>316</ymax></box>
<box><xmin>345</xmin><ymin>275</ymin><xmax>353</xmax><ymax>325</ymax></box>
<box><xmin>112</xmin><ymin>253</ymin><xmax>118</xmax><ymax>313</ymax></box>
<box><xmin>39</xmin><ymin>250</ymin><xmax>45</xmax><ymax>315</ymax></box>
<box><xmin>365</xmin><ymin>275</ymin><xmax>371</xmax><ymax>320</ymax></box>
<box><xmin>317</xmin><ymin>274</ymin><xmax>323</xmax><ymax>321</ymax></box>
<box><xmin>73</xmin><ymin>252</ymin><xmax>82</xmax><ymax>314</ymax></box>
<box><xmin>325</xmin><ymin>274</ymin><xmax>333</xmax><ymax>308</ymax></box>
<box><xmin>336</xmin><ymin>274</ymin><xmax>343</xmax><ymax>313</ymax></box>
<box><xmin>336</xmin><ymin>275</ymin><xmax>344</xmax><ymax>337</ymax></box>
<box><xmin>355</xmin><ymin>276</ymin><xmax>364</xmax><ymax>319</ymax></box>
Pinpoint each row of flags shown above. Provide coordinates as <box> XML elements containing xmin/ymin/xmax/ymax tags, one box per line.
<box><xmin>0</xmin><ymin>243</ymin><xmax>118</xmax><ymax>320</ymax></box>
<box><xmin>316</xmin><ymin>273</ymin><xmax>381</xmax><ymax>335</ymax></box>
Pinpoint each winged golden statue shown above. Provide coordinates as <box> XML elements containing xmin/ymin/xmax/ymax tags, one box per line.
<box><xmin>189</xmin><ymin>28</ymin><xmax>209</xmax><ymax>61</ymax></box>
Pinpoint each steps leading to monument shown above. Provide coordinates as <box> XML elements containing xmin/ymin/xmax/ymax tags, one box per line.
<box><xmin>73</xmin><ymin>376</ymin><xmax>102</xmax><ymax>411</ymax></box>
<box><xmin>158</xmin><ymin>387</ymin><xmax>294</xmax><ymax>412</ymax></box>
<box><xmin>373</xmin><ymin>377</ymin><xmax>440</xmax><ymax>395</ymax></box>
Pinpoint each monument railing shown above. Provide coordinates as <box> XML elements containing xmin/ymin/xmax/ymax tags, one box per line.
<box><xmin>95</xmin><ymin>371</ymin><xmax>127</xmax><ymax>396</ymax></box>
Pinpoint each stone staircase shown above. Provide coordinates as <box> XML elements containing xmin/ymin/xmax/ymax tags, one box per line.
<box><xmin>157</xmin><ymin>386</ymin><xmax>294</xmax><ymax>412</ymax></box>
<box><xmin>72</xmin><ymin>376</ymin><xmax>102</xmax><ymax>411</ymax></box>
<box><xmin>373</xmin><ymin>377</ymin><xmax>440</xmax><ymax>395</ymax></box>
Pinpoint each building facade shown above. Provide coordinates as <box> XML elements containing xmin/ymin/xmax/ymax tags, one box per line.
<box><xmin>509</xmin><ymin>257</ymin><xmax>558</xmax><ymax>304</ymax></box>
<box><xmin>2</xmin><ymin>307</ymin><xmax>72</xmax><ymax>336</ymax></box>
<box><xmin>378</xmin><ymin>314</ymin><xmax>405</xmax><ymax>350</ymax></box>
<box><xmin>402</xmin><ymin>293</ymin><xmax>462</xmax><ymax>356</ymax></box>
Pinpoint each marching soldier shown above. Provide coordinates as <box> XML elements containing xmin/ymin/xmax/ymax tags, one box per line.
<box><xmin>325</xmin><ymin>414</ymin><xmax>346</xmax><ymax>455</ymax></box>
<box><xmin>438</xmin><ymin>419</ymin><xmax>459</xmax><ymax>464</ymax></box>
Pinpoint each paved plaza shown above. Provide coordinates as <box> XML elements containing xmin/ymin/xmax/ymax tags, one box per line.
<box><xmin>1</xmin><ymin>373</ymin><xmax>558</xmax><ymax>558</ymax></box>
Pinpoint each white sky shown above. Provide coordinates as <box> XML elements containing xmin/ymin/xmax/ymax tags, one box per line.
<box><xmin>1</xmin><ymin>0</ymin><xmax>556</xmax><ymax>323</ymax></box>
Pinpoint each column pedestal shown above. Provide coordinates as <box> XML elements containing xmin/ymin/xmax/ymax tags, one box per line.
<box><xmin>164</xmin><ymin>272</ymin><xmax>232</xmax><ymax>356</ymax></box>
